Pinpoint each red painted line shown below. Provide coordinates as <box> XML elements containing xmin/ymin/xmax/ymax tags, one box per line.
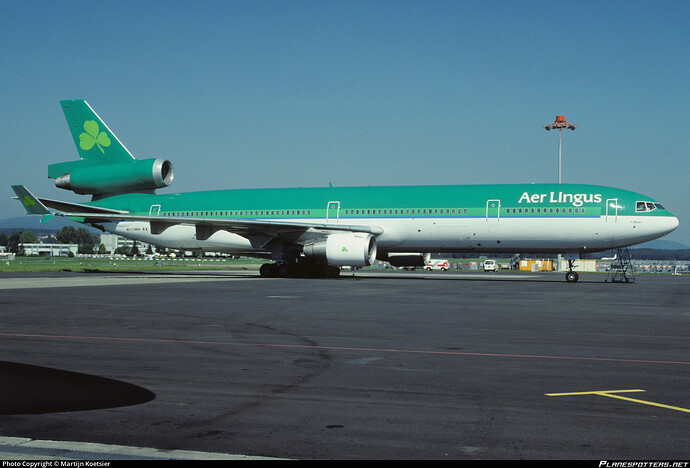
<box><xmin>2</xmin><ymin>333</ymin><xmax>688</xmax><ymax>366</ymax></box>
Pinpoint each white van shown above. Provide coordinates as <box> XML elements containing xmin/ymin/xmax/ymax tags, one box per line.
<box><xmin>483</xmin><ymin>260</ymin><xmax>498</xmax><ymax>272</ymax></box>
<box><xmin>426</xmin><ymin>260</ymin><xmax>450</xmax><ymax>271</ymax></box>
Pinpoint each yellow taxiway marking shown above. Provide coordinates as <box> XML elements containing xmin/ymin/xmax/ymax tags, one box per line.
<box><xmin>546</xmin><ymin>389</ymin><xmax>690</xmax><ymax>414</ymax></box>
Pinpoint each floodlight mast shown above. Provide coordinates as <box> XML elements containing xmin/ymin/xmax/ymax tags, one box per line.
<box><xmin>544</xmin><ymin>115</ymin><xmax>577</xmax><ymax>272</ymax></box>
<box><xmin>544</xmin><ymin>115</ymin><xmax>578</xmax><ymax>184</ymax></box>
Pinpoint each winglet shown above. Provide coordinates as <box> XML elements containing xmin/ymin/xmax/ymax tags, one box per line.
<box><xmin>11</xmin><ymin>185</ymin><xmax>51</xmax><ymax>215</ymax></box>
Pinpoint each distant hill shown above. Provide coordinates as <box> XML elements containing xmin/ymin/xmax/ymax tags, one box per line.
<box><xmin>633</xmin><ymin>239</ymin><xmax>689</xmax><ymax>250</ymax></box>
<box><xmin>0</xmin><ymin>216</ymin><xmax>101</xmax><ymax>234</ymax></box>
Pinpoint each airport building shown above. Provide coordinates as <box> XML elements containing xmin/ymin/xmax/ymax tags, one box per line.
<box><xmin>100</xmin><ymin>234</ymin><xmax>154</xmax><ymax>254</ymax></box>
<box><xmin>20</xmin><ymin>243</ymin><xmax>78</xmax><ymax>256</ymax></box>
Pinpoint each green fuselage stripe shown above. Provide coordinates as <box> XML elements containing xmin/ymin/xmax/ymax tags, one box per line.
<box><xmin>87</xmin><ymin>183</ymin><xmax>672</xmax><ymax>220</ymax></box>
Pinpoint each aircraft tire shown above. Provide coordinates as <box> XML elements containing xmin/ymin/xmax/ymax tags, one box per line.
<box><xmin>565</xmin><ymin>271</ymin><xmax>579</xmax><ymax>283</ymax></box>
<box><xmin>278</xmin><ymin>263</ymin><xmax>291</xmax><ymax>278</ymax></box>
<box><xmin>260</xmin><ymin>263</ymin><xmax>278</xmax><ymax>278</ymax></box>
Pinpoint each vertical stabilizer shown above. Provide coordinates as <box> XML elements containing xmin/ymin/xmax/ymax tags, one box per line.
<box><xmin>60</xmin><ymin>99</ymin><xmax>134</xmax><ymax>162</ymax></box>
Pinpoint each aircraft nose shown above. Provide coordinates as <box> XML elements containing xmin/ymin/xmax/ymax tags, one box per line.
<box><xmin>662</xmin><ymin>215</ymin><xmax>680</xmax><ymax>235</ymax></box>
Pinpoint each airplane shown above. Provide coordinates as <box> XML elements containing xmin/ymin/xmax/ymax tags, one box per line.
<box><xmin>12</xmin><ymin>100</ymin><xmax>679</xmax><ymax>282</ymax></box>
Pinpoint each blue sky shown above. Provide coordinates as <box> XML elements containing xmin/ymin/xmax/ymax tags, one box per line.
<box><xmin>1</xmin><ymin>0</ymin><xmax>688</xmax><ymax>245</ymax></box>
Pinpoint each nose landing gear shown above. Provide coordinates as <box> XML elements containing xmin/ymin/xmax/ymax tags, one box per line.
<box><xmin>564</xmin><ymin>259</ymin><xmax>579</xmax><ymax>283</ymax></box>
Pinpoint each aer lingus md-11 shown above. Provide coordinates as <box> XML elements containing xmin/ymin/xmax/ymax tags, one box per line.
<box><xmin>12</xmin><ymin>100</ymin><xmax>679</xmax><ymax>282</ymax></box>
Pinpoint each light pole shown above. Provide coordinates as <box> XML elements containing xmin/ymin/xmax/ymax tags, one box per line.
<box><xmin>544</xmin><ymin>115</ymin><xmax>577</xmax><ymax>271</ymax></box>
<box><xmin>544</xmin><ymin>115</ymin><xmax>577</xmax><ymax>184</ymax></box>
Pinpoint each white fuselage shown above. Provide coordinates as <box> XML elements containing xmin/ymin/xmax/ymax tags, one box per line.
<box><xmin>102</xmin><ymin>212</ymin><xmax>679</xmax><ymax>255</ymax></box>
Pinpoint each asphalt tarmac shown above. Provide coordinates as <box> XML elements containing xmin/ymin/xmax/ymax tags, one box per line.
<box><xmin>0</xmin><ymin>270</ymin><xmax>688</xmax><ymax>460</ymax></box>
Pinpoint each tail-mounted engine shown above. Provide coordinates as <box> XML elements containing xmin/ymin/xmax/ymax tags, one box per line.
<box><xmin>51</xmin><ymin>158</ymin><xmax>174</xmax><ymax>197</ymax></box>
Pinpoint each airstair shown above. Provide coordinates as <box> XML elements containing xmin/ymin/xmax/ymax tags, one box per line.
<box><xmin>605</xmin><ymin>247</ymin><xmax>636</xmax><ymax>283</ymax></box>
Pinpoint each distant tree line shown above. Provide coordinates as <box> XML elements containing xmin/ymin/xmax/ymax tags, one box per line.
<box><xmin>0</xmin><ymin>227</ymin><xmax>104</xmax><ymax>255</ymax></box>
<box><xmin>0</xmin><ymin>232</ymin><xmax>36</xmax><ymax>255</ymax></box>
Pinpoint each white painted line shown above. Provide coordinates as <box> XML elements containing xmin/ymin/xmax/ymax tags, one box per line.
<box><xmin>0</xmin><ymin>436</ymin><xmax>286</xmax><ymax>460</ymax></box>
<box><xmin>0</xmin><ymin>275</ymin><xmax>252</xmax><ymax>290</ymax></box>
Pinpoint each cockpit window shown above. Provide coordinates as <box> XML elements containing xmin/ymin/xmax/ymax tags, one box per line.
<box><xmin>636</xmin><ymin>201</ymin><xmax>665</xmax><ymax>212</ymax></box>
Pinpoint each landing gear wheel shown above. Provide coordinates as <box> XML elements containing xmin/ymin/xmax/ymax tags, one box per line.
<box><xmin>259</xmin><ymin>263</ymin><xmax>278</xmax><ymax>278</ymax></box>
<box><xmin>565</xmin><ymin>271</ymin><xmax>579</xmax><ymax>283</ymax></box>
<box><xmin>278</xmin><ymin>263</ymin><xmax>291</xmax><ymax>278</ymax></box>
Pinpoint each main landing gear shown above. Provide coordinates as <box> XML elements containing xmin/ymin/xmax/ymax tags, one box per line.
<box><xmin>259</xmin><ymin>261</ymin><xmax>341</xmax><ymax>278</ymax></box>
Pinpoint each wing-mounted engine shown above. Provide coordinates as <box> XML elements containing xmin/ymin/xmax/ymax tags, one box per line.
<box><xmin>51</xmin><ymin>158</ymin><xmax>174</xmax><ymax>197</ymax></box>
<box><xmin>302</xmin><ymin>233</ymin><xmax>377</xmax><ymax>267</ymax></box>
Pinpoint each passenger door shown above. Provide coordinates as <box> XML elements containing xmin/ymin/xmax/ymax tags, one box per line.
<box><xmin>486</xmin><ymin>199</ymin><xmax>501</xmax><ymax>222</ymax></box>
<box><xmin>326</xmin><ymin>201</ymin><xmax>340</xmax><ymax>223</ymax></box>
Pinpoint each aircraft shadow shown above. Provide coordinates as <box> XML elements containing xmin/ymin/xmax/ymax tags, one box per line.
<box><xmin>0</xmin><ymin>361</ymin><xmax>155</xmax><ymax>415</ymax></box>
<box><xmin>346</xmin><ymin>272</ymin><xmax>607</xmax><ymax>283</ymax></box>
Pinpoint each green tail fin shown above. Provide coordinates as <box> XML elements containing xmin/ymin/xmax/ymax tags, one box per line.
<box><xmin>49</xmin><ymin>99</ymin><xmax>136</xmax><ymax>180</ymax></box>
<box><xmin>60</xmin><ymin>99</ymin><xmax>134</xmax><ymax>162</ymax></box>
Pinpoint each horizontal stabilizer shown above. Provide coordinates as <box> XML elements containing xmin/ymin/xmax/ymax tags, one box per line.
<box><xmin>11</xmin><ymin>185</ymin><xmax>51</xmax><ymax>215</ymax></box>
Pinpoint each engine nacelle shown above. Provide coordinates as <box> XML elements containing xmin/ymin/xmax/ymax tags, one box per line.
<box><xmin>383</xmin><ymin>252</ymin><xmax>431</xmax><ymax>267</ymax></box>
<box><xmin>54</xmin><ymin>158</ymin><xmax>174</xmax><ymax>196</ymax></box>
<box><xmin>303</xmin><ymin>233</ymin><xmax>377</xmax><ymax>267</ymax></box>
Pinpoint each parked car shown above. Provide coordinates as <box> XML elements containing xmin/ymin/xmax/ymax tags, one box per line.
<box><xmin>483</xmin><ymin>259</ymin><xmax>498</xmax><ymax>272</ymax></box>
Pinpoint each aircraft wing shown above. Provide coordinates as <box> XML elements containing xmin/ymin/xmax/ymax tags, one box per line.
<box><xmin>11</xmin><ymin>186</ymin><xmax>383</xmax><ymax>248</ymax></box>
<box><xmin>63</xmin><ymin>212</ymin><xmax>382</xmax><ymax>246</ymax></box>
<box><xmin>12</xmin><ymin>185</ymin><xmax>128</xmax><ymax>215</ymax></box>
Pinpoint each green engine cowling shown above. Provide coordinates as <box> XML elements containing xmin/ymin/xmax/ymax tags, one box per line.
<box><xmin>51</xmin><ymin>158</ymin><xmax>174</xmax><ymax>196</ymax></box>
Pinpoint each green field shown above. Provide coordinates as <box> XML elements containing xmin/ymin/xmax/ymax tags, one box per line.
<box><xmin>0</xmin><ymin>256</ymin><xmax>265</xmax><ymax>273</ymax></box>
